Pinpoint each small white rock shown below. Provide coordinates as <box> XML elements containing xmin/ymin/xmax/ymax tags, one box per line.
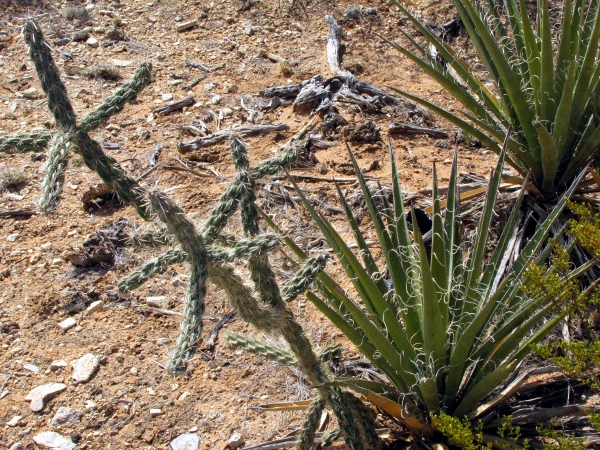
<box><xmin>22</xmin><ymin>88</ymin><xmax>40</xmax><ymax>99</ymax></box>
<box><xmin>130</xmin><ymin>367</ymin><xmax>138</xmax><ymax>376</ymax></box>
<box><xmin>71</xmin><ymin>353</ymin><xmax>99</xmax><ymax>382</ymax></box>
<box><xmin>170</xmin><ymin>433</ymin><xmax>200</xmax><ymax>450</ymax></box>
<box><xmin>7</xmin><ymin>415</ymin><xmax>22</xmax><ymax>426</ymax></box>
<box><xmin>86</xmin><ymin>37</ymin><xmax>99</xmax><ymax>48</ymax></box>
<box><xmin>33</xmin><ymin>431</ymin><xmax>76</xmax><ymax>450</ymax></box>
<box><xmin>40</xmin><ymin>242</ymin><xmax>53</xmax><ymax>251</ymax></box>
<box><xmin>226</xmin><ymin>432</ymin><xmax>245</xmax><ymax>449</ymax></box>
<box><xmin>85</xmin><ymin>300</ymin><xmax>104</xmax><ymax>316</ymax></box>
<box><xmin>110</xmin><ymin>59</ymin><xmax>133</xmax><ymax>67</ymax></box>
<box><xmin>25</xmin><ymin>383</ymin><xmax>67</xmax><ymax>412</ymax></box>
<box><xmin>51</xmin><ymin>406</ymin><xmax>83</xmax><ymax>428</ymax></box>
<box><xmin>50</xmin><ymin>360</ymin><xmax>67</xmax><ymax>371</ymax></box>
<box><xmin>146</xmin><ymin>296</ymin><xmax>168</xmax><ymax>309</ymax></box>
<box><xmin>211</xmin><ymin>94</ymin><xmax>222</xmax><ymax>104</ymax></box>
<box><xmin>52</xmin><ymin>258</ymin><xmax>63</xmax><ymax>266</ymax></box>
<box><xmin>149</xmin><ymin>408</ymin><xmax>162</xmax><ymax>417</ymax></box>
<box><xmin>23</xmin><ymin>363</ymin><xmax>39</xmax><ymax>373</ymax></box>
<box><xmin>58</xmin><ymin>318</ymin><xmax>76</xmax><ymax>331</ymax></box>
<box><xmin>85</xmin><ymin>400</ymin><xmax>97</xmax><ymax>410</ymax></box>
<box><xmin>162</xmin><ymin>93</ymin><xmax>174</xmax><ymax>101</ymax></box>
<box><xmin>7</xmin><ymin>233</ymin><xmax>19</xmax><ymax>242</ymax></box>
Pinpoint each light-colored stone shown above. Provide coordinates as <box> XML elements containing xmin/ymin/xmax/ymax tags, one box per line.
<box><xmin>170</xmin><ymin>433</ymin><xmax>200</xmax><ymax>450</ymax></box>
<box><xmin>146</xmin><ymin>296</ymin><xmax>168</xmax><ymax>309</ymax></box>
<box><xmin>22</xmin><ymin>88</ymin><xmax>40</xmax><ymax>99</ymax></box>
<box><xmin>7</xmin><ymin>415</ymin><xmax>22</xmax><ymax>426</ymax></box>
<box><xmin>149</xmin><ymin>408</ymin><xmax>162</xmax><ymax>417</ymax></box>
<box><xmin>211</xmin><ymin>94</ymin><xmax>222</xmax><ymax>105</ymax></box>
<box><xmin>85</xmin><ymin>300</ymin><xmax>103</xmax><ymax>316</ymax></box>
<box><xmin>110</xmin><ymin>59</ymin><xmax>133</xmax><ymax>67</ymax></box>
<box><xmin>25</xmin><ymin>383</ymin><xmax>67</xmax><ymax>412</ymax></box>
<box><xmin>86</xmin><ymin>37</ymin><xmax>99</xmax><ymax>48</ymax></box>
<box><xmin>7</xmin><ymin>233</ymin><xmax>19</xmax><ymax>242</ymax></box>
<box><xmin>58</xmin><ymin>318</ymin><xmax>76</xmax><ymax>331</ymax></box>
<box><xmin>161</xmin><ymin>93</ymin><xmax>173</xmax><ymax>102</ymax></box>
<box><xmin>71</xmin><ymin>353</ymin><xmax>99</xmax><ymax>382</ymax></box>
<box><xmin>51</xmin><ymin>407</ymin><xmax>82</xmax><ymax>428</ymax></box>
<box><xmin>23</xmin><ymin>363</ymin><xmax>39</xmax><ymax>373</ymax></box>
<box><xmin>50</xmin><ymin>360</ymin><xmax>67</xmax><ymax>371</ymax></box>
<box><xmin>33</xmin><ymin>431</ymin><xmax>76</xmax><ymax>450</ymax></box>
<box><xmin>225</xmin><ymin>432</ymin><xmax>245</xmax><ymax>449</ymax></box>
<box><xmin>40</xmin><ymin>242</ymin><xmax>53</xmax><ymax>251</ymax></box>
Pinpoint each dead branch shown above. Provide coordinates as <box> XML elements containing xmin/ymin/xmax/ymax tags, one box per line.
<box><xmin>178</xmin><ymin>123</ymin><xmax>290</xmax><ymax>152</ymax></box>
<box><xmin>153</xmin><ymin>95</ymin><xmax>195</xmax><ymax>115</ymax></box>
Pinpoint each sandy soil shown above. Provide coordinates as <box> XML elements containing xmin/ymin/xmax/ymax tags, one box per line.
<box><xmin>0</xmin><ymin>0</ymin><xmax>498</xmax><ymax>448</ymax></box>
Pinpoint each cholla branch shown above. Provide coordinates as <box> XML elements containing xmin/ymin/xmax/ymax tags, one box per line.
<box><xmin>0</xmin><ymin>132</ymin><xmax>53</xmax><ymax>153</ymax></box>
<box><xmin>118</xmin><ymin>248</ymin><xmax>186</xmax><ymax>293</ymax></box>
<box><xmin>321</xmin><ymin>427</ymin><xmax>342</xmax><ymax>447</ymax></box>
<box><xmin>298</xmin><ymin>397</ymin><xmax>326</xmax><ymax>450</ymax></box>
<box><xmin>147</xmin><ymin>190</ymin><xmax>208</xmax><ymax>372</ymax></box>
<box><xmin>39</xmin><ymin>133</ymin><xmax>72</xmax><ymax>213</ymax></box>
<box><xmin>282</xmin><ymin>254</ymin><xmax>328</xmax><ymax>302</ymax></box>
<box><xmin>318</xmin><ymin>343</ymin><xmax>344</xmax><ymax>362</ymax></box>
<box><xmin>226</xmin><ymin>331</ymin><xmax>297</xmax><ymax>366</ymax></box>
<box><xmin>130</xmin><ymin>226</ymin><xmax>173</xmax><ymax>248</ymax></box>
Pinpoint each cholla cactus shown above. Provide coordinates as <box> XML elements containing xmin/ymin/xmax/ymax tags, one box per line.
<box><xmin>4</xmin><ymin>21</ymin><xmax>379</xmax><ymax>449</ymax></box>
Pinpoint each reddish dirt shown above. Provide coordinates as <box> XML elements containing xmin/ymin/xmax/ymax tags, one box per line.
<box><xmin>0</xmin><ymin>0</ymin><xmax>498</xmax><ymax>448</ymax></box>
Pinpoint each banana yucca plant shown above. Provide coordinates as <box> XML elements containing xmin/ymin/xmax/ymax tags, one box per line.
<box><xmin>388</xmin><ymin>0</ymin><xmax>600</xmax><ymax>200</ymax></box>
<box><xmin>265</xmin><ymin>139</ymin><xmax>591</xmax><ymax>434</ymax></box>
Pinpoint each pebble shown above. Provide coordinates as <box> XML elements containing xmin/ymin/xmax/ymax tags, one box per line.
<box><xmin>365</xmin><ymin>7</ymin><xmax>377</xmax><ymax>14</ymax></box>
<box><xmin>221</xmin><ymin>107</ymin><xmax>233</xmax><ymax>118</ymax></box>
<box><xmin>170</xmin><ymin>433</ymin><xmax>200</xmax><ymax>450</ymax></box>
<box><xmin>72</xmin><ymin>30</ymin><xmax>90</xmax><ymax>42</ymax></box>
<box><xmin>71</xmin><ymin>353</ymin><xmax>99</xmax><ymax>382</ymax></box>
<box><xmin>162</xmin><ymin>93</ymin><xmax>173</xmax><ymax>102</ymax></box>
<box><xmin>23</xmin><ymin>363</ymin><xmax>39</xmax><ymax>373</ymax></box>
<box><xmin>41</xmin><ymin>242</ymin><xmax>53</xmax><ymax>251</ymax></box>
<box><xmin>50</xmin><ymin>360</ymin><xmax>67</xmax><ymax>371</ymax></box>
<box><xmin>226</xmin><ymin>432</ymin><xmax>245</xmax><ymax>449</ymax></box>
<box><xmin>22</xmin><ymin>88</ymin><xmax>40</xmax><ymax>99</ymax></box>
<box><xmin>7</xmin><ymin>415</ymin><xmax>22</xmax><ymax>426</ymax></box>
<box><xmin>149</xmin><ymin>408</ymin><xmax>162</xmax><ymax>417</ymax></box>
<box><xmin>7</xmin><ymin>233</ymin><xmax>19</xmax><ymax>242</ymax></box>
<box><xmin>86</xmin><ymin>37</ymin><xmax>99</xmax><ymax>48</ymax></box>
<box><xmin>51</xmin><ymin>407</ymin><xmax>83</xmax><ymax>428</ymax></box>
<box><xmin>156</xmin><ymin>338</ymin><xmax>169</xmax><ymax>345</ymax></box>
<box><xmin>85</xmin><ymin>300</ymin><xmax>103</xmax><ymax>316</ymax></box>
<box><xmin>146</xmin><ymin>296</ymin><xmax>168</xmax><ymax>309</ymax></box>
<box><xmin>25</xmin><ymin>383</ymin><xmax>67</xmax><ymax>412</ymax></box>
<box><xmin>211</xmin><ymin>94</ymin><xmax>222</xmax><ymax>105</ymax></box>
<box><xmin>58</xmin><ymin>318</ymin><xmax>76</xmax><ymax>331</ymax></box>
<box><xmin>106</xmin><ymin>123</ymin><xmax>121</xmax><ymax>132</ymax></box>
<box><xmin>33</xmin><ymin>431</ymin><xmax>76</xmax><ymax>450</ymax></box>
<box><xmin>110</xmin><ymin>59</ymin><xmax>133</xmax><ymax>67</ymax></box>
<box><xmin>85</xmin><ymin>400</ymin><xmax>97</xmax><ymax>410</ymax></box>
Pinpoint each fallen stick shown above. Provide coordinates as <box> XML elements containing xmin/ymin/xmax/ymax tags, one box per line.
<box><xmin>178</xmin><ymin>123</ymin><xmax>290</xmax><ymax>152</ymax></box>
<box><xmin>162</xmin><ymin>165</ymin><xmax>212</xmax><ymax>178</ymax></box>
<box><xmin>153</xmin><ymin>95</ymin><xmax>195</xmax><ymax>115</ymax></box>
<box><xmin>325</xmin><ymin>15</ymin><xmax>350</xmax><ymax>76</ymax></box>
<box><xmin>389</xmin><ymin>122</ymin><xmax>449</xmax><ymax>138</ymax></box>
<box><xmin>0</xmin><ymin>209</ymin><xmax>37</xmax><ymax>218</ymax></box>
<box><xmin>133</xmin><ymin>304</ymin><xmax>183</xmax><ymax>316</ymax></box>
<box><xmin>184</xmin><ymin>60</ymin><xmax>224</xmax><ymax>72</ymax></box>
<box><xmin>204</xmin><ymin>310</ymin><xmax>237</xmax><ymax>352</ymax></box>
<box><xmin>182</xmin><ymin>74</ymin><xmax>206</xmax><ymax>91</ymax></box>
<box><xmin>273</xmin><ymin>174</ymin><xmax>378</xmax><ymax>183</ymax></box>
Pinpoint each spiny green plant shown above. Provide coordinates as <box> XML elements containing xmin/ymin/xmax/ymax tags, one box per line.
<box><xmin>432</xmin><ymin>412</ymin><xmax>491</xmax><ymax>450</ymax></box>
<box><xmin>387</xmin><ymin>0</ymin><xmax>600</xmax><ymax>200</ymax></box>
<box><xmin>0</xmin><ymin>21</ymin><xmax>380</xmax><ymax>449</ymax></box>
<box><xmin>266</xmin><ymin>136</ymin><xmax>593</xmax><ymax>438</ymax></box>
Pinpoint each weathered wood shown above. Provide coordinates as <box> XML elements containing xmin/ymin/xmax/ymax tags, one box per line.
<box><xmin>259</xmin><ymin>75</ymin><xmax>323</xmax><ymax>98</ymax></box>
<box><xmin>0</xmin><ymin>209</ymin><xmax>37</xmax><ymax>218</ymax></box>
<box><xmin>176</xmin><ymin>20</ymin><xmax>198</xmax><ymax>32</ymax></box>
<box><xmin>204</xmin><ymin>310</ymin><xmax>237</xmax><ymax>352</ymax></box>
<box><xmin>389</xmin><ymin>122</ymin><xmax>449</xmax><ymax>138</ymax></box>
<box><xmin>178</xmin><ymin>123</ymin><xmax>290</xmax><ymax>152</ymax></box>
<box><xmin>182</xmin><ymin>74</ymin><xmax>206</xmax><ymax>91</ymax></box>
<box><xmin>293</xmin><ymin>77</ymin><xmax>332</xmax><ymax>111</ymax></box>
<box><xmin>184</xmin><ymin>60</ymin><xmax>213</xmax><ymax>72</ymax></box>
<box><xmin>153</xmin><ymin>95</ymin><xmax>195</xmax><ymax>115</ymax></box>
<box><xmin>325</xmin><ymin>15</ymin><xmax>350</xmax><ymax>76</ymax></box>
<box><xmin>336</xmin><ymin>84</ymin><xmax>385</xmax><ymax>111</ymax></box>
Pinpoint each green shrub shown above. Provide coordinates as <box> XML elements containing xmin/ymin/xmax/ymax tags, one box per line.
<box><xmin>387</xmin><ymin>0</ymin><xmax>600</xmax><ymax>200</ymax></box>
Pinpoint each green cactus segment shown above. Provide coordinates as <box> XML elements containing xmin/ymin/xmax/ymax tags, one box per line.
<box><xmin>321</xmin><ymin>428</ymin><xmax>342</xmax><ymax>447</ymax></box>
<box><xmin>298</xmin><ymin>397</ymin><xmax>326</xmax><ymax>450</ymax></box>
<box><xmin>23</xmin><ymin>21</ymin><xmax>77</xmax><ymax>130</ymax></box>
<box><xmin>282</xmin><ymin>255</ymin><xmax>328</xmax><ymax>303</ymax></box>
<box><xmin>0</xmin><ymin>132</ymin><xmax>53</xmax><ymax>154</ymax></box>
<box><xmin>39</xmin><ymin>133</ymin><xmax>72</xmax><ymax>213</ymax></box>
<box><xmin>130</xmin><ymin>226</ymin><xmax>173</xmax><ymax>248</ymax></box>
<box><xmin>118</xmin><ymin>248</ymin><xmax>187</xmax><ymax>293</ymax></box>
<box><xmin>318</xmin><ymin>343</ymin><xmax>343</xmax><ymax>362</ymax></box>
<box><xmin>79</xmin><ymin>63</ymin><xmax>152</xmax><ymax>134</ymax></box>
<box><xmin>339</xmin><ymin>391</ymin><xmax>381</xmax><ymax>449</ymax></box>
<box><xmin>202</xmin><ymin>172</ymin><xmax>249</xmax><ymax>241</ymax></box>
<box><xmin>148</xmin><ymin>190</ymin><xmax>209</xmax><ymax>372</ymax></box>
<box><xmin>74</xmin><ymin>135</ymin><xmax>150</xmax><ymax>218</ymax></box>
<box><xmin>226</xmin><ymin>332</ymin><xmax>297</xmax><ymax>366</ymax></box>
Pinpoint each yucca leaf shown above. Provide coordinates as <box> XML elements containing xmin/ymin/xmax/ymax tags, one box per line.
<box><xmin>452</xmin><ymin>360</ymin><xmax>518</xmax><ymax>418</ymax></box>
<box><xmin>561</xmin><ymin>122</ymin><xmax>600</xmax><ymax>185</ymax></box>
<box><xmin>554</xmin><ymin>0</ymin><xmax>574</xmax><ymax>89</ymax></box>
<box><xmin>553</xmin><ymin>60</ymin><xmax>577</xmax><ymax>162</ymax></box>
<box><xmin>539</xmin><ymin>0</ymin><xmax>556</xmax><ymax>122</ymax></box>
<box><xmin>413</xmin><ymin>211</ymin><xmax>447</xmax><ymax>378</ymax></box>
<box><xmin>419</xmin><ymin>377</ymin><xmax>440</xmax><ymax>414</ymax></box>
<box><xmin>430</xmin><ymin>164</ymin><xmax>449</xmax><ymax>328</ymax></box>
<box><xmin>534</xmin><ymin>121</ymin><xmax>558</xmax><ymax>195</ymax></box>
